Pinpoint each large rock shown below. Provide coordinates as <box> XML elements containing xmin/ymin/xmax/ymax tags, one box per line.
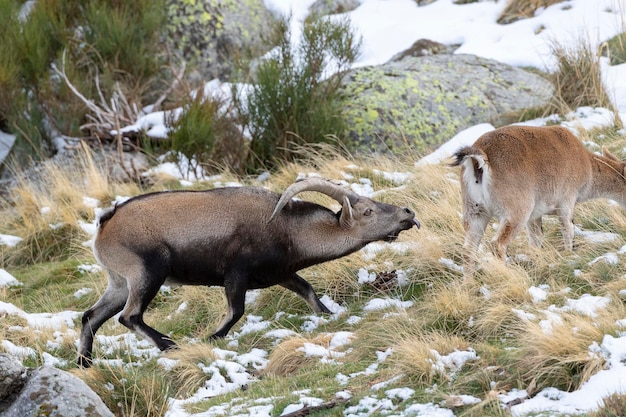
<box><xmin>0</xmin><ymin>354</ymin><xmax>27</xmax><ymax>408</ymax></box>
<box><xmin>166</xmin><ymin>0</ymin><xmax>275</xmax><ymax>82</ymax></box>
<box><xmin>309</xmin><ymin>0</ymin><xmax>362</xmax><ymax>15</ymax></box>
<box><xmin>0</xmin><ymin>359</ymin><xmax>114</xmax><ymax>417</ymax></box>
<box><xmin>340</xmin><ymin>54</ymin><xmax>554</xmax><ymax>153</ymax></box>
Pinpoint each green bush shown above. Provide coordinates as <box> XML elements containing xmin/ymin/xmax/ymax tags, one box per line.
<box><xmin>238</xmin><ymin>14</ymin><xmax>361</xmax><ymax>171</ymax></box>
<box><xmin>167</xmin><ymin>94</ymin><xmax>247</xmax><ymax>176</ymax></box>
<box><xmin>0</xmin><ymin>0</ymin><xmax>168</xmax><ymax>164</ymax></box>
<box><xmin>82</xmin><ymin>1</ymin><xmax>166</xmax><ymax>99</ymax></box>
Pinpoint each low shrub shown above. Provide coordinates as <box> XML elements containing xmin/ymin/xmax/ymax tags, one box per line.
<box><xmin>0</xmin><ymin>0</ymin><xmax>169</xmax><ymax>165</ymax></box>
<box><xmin>237</xmin><ymin>14</ymin><xmax>361</xmax><ymax>171</ymax></box>
<box><xmin>167</xmin><ymin>93</ymin><xmax>247</xmax><ymax>176</ymax></box>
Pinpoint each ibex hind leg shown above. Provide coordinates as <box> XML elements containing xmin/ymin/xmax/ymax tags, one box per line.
<box><xmin>526</xmin><ymin>217</ymin><xmax>544</xmax><ymax>248</ymax></box>
<box><xmin>462</xmin><ymin>207</ymin><xmax>490</xmax><ymax>279</ymax></box>
<box><xmin>78</xmin><ymin>269</ymin><xmax>129</xmax><ymax>367</ymax></box>
<box><xmin>491</xmin><ymin>219</ymin><xmax>525</xmax><ymax>261</ymax></box>
<box><xmin>118</xmin><ymin>271</ymin><xmax>176</xmax><ymax>352</ymax></box>
<box><xmin>556</xmin><ymin>204</ymin><xmax>576</xmax><ymax>251</ymax></box>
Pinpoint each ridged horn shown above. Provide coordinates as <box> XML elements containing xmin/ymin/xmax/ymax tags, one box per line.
<box><xmin>268</xmin><ymin>178</ymin><xmax>357</xmax><ymax>222</ymax></box>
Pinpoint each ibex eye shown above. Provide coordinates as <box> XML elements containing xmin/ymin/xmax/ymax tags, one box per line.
<box><xmin>364</xmin><ymin>208</ymin><xmax>373</xmax><ymax>216</ymax></box>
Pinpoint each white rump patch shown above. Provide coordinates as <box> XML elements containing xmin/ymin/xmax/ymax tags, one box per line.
<box><xmin>461</xmin><ymin>155</ymin><xmax>491</xmax><ymax>207</ymax></box>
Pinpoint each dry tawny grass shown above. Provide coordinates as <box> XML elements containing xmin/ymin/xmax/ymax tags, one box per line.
<box><xmin>7</xmin><ymin>137</ymin><xmax>626</xmax><ymax>410</ymax></box>
<box><xmin>7</xmin><ymin>148</ymin><xmax>121</xmax><ymax>232</ymax></box>
<box><xmin>498</xmin><ymin>0</ymin><xmax>564</xmax><ymax>24</ymax></box>
<box><xmin>575</xmin><ymin>198</ymin><xmax>626</xmax><ymax>238</ymax></box>
<box><xmin>2</xmin><ymin>145</ymin><xmax>144</xmax><ymax>264</ymax></box>
<box><xmin>262</xmin><ymin>332</ymin><xmax>355</xmax><ymax>376</ymax></box>
<box><xmin>391</xmin><ymin>330</ymin><xmax>471</xmax><ymax>385</ymax></box>
<box><xmin>418</xmin><ymin>279</ymin><xmax>480</xmax><ymax>334</ymax></box>
<box><xmin>548</xmin><ymin>35</ymin><xmax>618</xmax><ymax>119</ymax></box>
<box><xmin>164</xmin><ymin>344</ymin><xmax>218</xmax><ymax>398</ymax></box>
<box><xmin>77</xmin><ymin>361</ymin><xmax>170</xmax><ymax>417</ymax></box>
<box><xmin>513</xmin><ymin>306</ymin><xmax>622</xmax><ymax>391</ymax></box>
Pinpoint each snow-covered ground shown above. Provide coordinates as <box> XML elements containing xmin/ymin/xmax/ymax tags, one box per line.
<box><xmin>3</xmin><ymin>0</ymin><xmax>626</xmax><ymax>416</ymax></box>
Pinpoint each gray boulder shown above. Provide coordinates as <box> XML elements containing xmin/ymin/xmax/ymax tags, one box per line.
<box><xmin>0</xmin><ymin>131</ymin><xmax>15</xmax><ymax>169</ymax></box>
<box><xmin>389</xmin><ymin>39</ymin><xmax>458</xmax><ymax>61</ymax></box>
<box><xmin>340</xmin><ymin>54</ymin><xmax>554</xmax><ymax>153</ymax></box>
<box><xmin>309</xmin><ymin>0</ymin><xmax>362</xmax><ymax>15</ymax></box>
<box><xmin>0</xmin><ymin>358</ymin><xmax>113</xmax><ymax>417</ymax></box>
<box><xmin>166</xmin><ymin>0</ymin><xmax>275</xmax><ymax>82</ymax></box>
<box><xmin>0</xmin><ymin>354</ymin><xmax>27</xmax><ymax>408</ymax></box>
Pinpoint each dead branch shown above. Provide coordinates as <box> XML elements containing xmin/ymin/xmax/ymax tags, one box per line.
<box><xmin>152</xmin><ymin>61</ymin><xmax>186</xmax><ymax>112</ymax></box>
<box><xmin>280</xmin><ymin>399</ymin><xmax>347</xmax><ymax>417</ymax></box>
<box><xmin>50</xmin><ymin>49</ymin><xmax>141</xmax><ymax>134</ymax></box>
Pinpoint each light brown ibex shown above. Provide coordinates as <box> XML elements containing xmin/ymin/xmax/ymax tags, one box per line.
<box><xmin>450</xmin><ymin>125</ymin><xmax>626</xmax><ymax>273</ymax></box>
<box><xmin>78</xmin><ymin>178</ymin><xmax>420</xmax><ymax>367</ymax></box>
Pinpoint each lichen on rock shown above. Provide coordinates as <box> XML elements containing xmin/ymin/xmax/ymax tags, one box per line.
<box><xmin>166</xmin><ymin>0</ymin><xmax>275</xmax><ymax>82</ymax></box>
<box><xmin>340</xmin><ymin>54</ymin><xmax>554</xmax><ymax>154</ymax></box>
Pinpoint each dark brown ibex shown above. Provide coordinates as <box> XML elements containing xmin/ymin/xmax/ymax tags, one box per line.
<box><xmin>78</xmin><ymin>178</ymin><xmax>420</xmax><ymax>367</ymax></box>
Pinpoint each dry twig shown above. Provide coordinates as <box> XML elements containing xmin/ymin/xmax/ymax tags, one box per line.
<box><xmin>280</xmin><ymin>399</ymin><xmax>347</xmax><ymax>417</ymax></box>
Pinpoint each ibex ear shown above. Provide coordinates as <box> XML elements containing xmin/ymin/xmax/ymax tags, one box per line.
<box><xmin>603</xmin><ymin>146</ymin><xmax>620</xmax><ymax>161</ymax></box>
<box><xmin>339</xmin><ymin>195</ymin><xmax>354</xmax><ymax>228</ymax></box>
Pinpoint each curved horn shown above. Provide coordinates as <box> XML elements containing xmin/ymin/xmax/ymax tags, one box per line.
<box><xmin>268</xmin><ymin>178</ymin><xmax>357</xmax><ymax>222</ymax></box>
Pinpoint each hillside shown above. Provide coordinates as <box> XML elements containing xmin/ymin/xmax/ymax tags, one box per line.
<box><xmin>3</xmin><ymin>1</ymin><xmax>626</xmax><ymax>416</ymax></box>
<box><xmin>3</xmin><ymin>113</ymin><xmax>626</xmax><ymax>416</ymax></box>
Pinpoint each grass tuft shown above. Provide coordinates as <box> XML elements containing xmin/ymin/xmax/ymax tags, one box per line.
<box><xmin>164</xmin><ymin>344</ymin><xmax>218</xmax><ymax>398</ymax></box>
<box><xmin>514</xmin><ymin>313</ymin><xmax>610</xmax><ymax>391</ymax></box>
<box><xmin>78</xmin><ymin>360</ymin><xmax>171</xmax><ymax>417</ymax></box>
<box><xmin>548</xmin><ymin>36</ymin><xmax>619</xmax><ymax>124</ymax></box>
<box><xmin>497</xmin><ymin>0</ymin><xmax>564</xmax><ymax>24</ymax></box>
<box><xmin>262</xmin><ymin>333</ymin><xmax>354</xmax><ymax>377</ymax></box>
<box><xmin>592</xmin><ymin>392</ymin><xmax>626</xmax><ymax>417</ymax></box>
<box><xmin>392</xmin><ymin>330</ymin><xmax>471</xmax><ymax>385</ymax></box>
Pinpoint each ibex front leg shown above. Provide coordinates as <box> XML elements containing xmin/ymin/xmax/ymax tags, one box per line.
<box><xmin>211</xmin><ymin>270</ymin><xmax>248</xmax><ymax>339</ymax></box>
<box><xmin>280</xmin><ymin>273</ymin><xmax>331</xmax><ymax>314</ymax></box>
